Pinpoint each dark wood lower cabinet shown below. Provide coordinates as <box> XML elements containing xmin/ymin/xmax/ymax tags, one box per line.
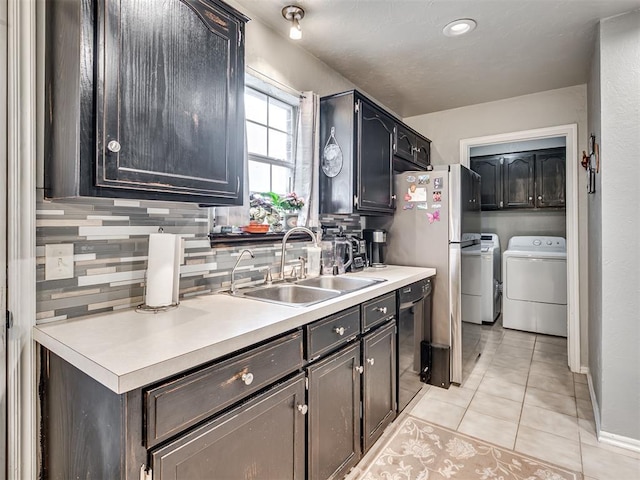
<box><xmin>150</xmin><ymin>374</ymin><xmax>306</xmax><ymax>480</ymax></box>
<box><xmin>41</xmin><ymin>350</ymin><xmax>146</xmax><ymax>480</ymax></box>
<box><xmin>307</xmin><ymin>342</ymin><xmax>362</xmax><ymax>480</ymax></box>
<box><xmin>362</xmin><ymin>321</ymin><xmax>397</xmax><ymax>452</ymax></box>
<box><xmin>40</xmin><ymin>293</ymin><xmax>406</xmax><ymax>480</ymax></box>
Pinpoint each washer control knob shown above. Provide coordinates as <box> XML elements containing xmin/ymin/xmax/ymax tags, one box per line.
<box><xmin>533</xmin><ymin>239</ymin><xmax>542</xmax><ymax>246</ymax></box>
<box><xmin>547</xmin><ymin>240</ymin><xmax>552</xmax><ymax>245</ymax></box>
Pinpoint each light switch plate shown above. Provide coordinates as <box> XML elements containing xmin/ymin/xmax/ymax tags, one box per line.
<box><xmin>45</xmin><ymin>244</ymin><xmax>74</xmax><ymax>280</ymax></box>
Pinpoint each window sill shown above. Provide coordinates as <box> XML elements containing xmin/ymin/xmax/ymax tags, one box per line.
<box><xmin>208</xmin><ymin>231</ymin><xmax>313</xmax><ymax>248</ymax></box>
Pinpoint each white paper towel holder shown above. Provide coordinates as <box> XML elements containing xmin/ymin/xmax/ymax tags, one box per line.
<box><xmin>136</xmin><ymin>228</ymin><xmax>181</xmax><ymax>314</ymax></box>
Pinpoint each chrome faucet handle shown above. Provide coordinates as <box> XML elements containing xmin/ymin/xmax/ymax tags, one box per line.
<box><xmin>298</xmin><ymin>257</ymin><xmax>307</xmax><ymax>279</ymax></box>
<box><xmin>289</xmin><ymin>263</ymin><xmax>300</xmax><ymax>280</ymax></box>
<box><xmin>261</xmin><ymin>266</ymin><xmax>273</xmax><ymax>286</ymax></box>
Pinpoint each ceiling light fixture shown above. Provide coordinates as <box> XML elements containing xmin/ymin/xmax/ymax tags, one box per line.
<box><xmin>282</xmin><ymin>5</ymin><xmax>305</xmax><ymax>40</ymax></box>
<box><xmin>442</xmin><ymin>18</ymin><xmax>477</xmax><ymax>37</ymax></box>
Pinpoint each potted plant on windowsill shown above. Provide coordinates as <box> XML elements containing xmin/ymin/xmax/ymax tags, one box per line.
<box><xmin>249</xmin><ymin>192</ymin><xmax>304</xmax><ymax>232</ymax></box>
<box><xmin>276</xmin><ymin>192</ymin><xmax>305</xmax><ymax>230</ymax></box>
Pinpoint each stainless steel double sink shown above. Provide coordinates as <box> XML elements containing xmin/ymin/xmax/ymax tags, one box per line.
<box><xmin>235</xmin><ymin>275</ymin><xmax>386</xmax><ymax>307</ymax></box>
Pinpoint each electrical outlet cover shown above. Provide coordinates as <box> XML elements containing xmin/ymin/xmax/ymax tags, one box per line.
<box><xmin>45</xmin><ymin>244</ymin><xmax>75</xmax><ymax>280</ymax></box>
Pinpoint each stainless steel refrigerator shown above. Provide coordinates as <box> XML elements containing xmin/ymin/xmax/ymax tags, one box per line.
<box><xmin>386</xmin><ymin>165</ymin><xmax>481</xmax><ymax>385</ymax></box>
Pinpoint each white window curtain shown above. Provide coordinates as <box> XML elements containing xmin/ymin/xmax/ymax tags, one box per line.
<box><xmin>293</xmin><ymin>92</ymin><xmax>320</xmax><ymax>228</ymax></box>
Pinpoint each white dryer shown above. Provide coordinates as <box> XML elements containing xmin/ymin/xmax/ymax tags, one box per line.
<box><xmin>481</xmin><ymin>234</ymin><xmax>501</xmax><ymax>323</ymax></box>
<box><xmin>503</xmin><ymin>236</ymin><xmax>567</xmax><ymax>337</ymax></box>
<box><xmin>461</xmin><ymin>243</ymin><xmax>483</xmax><ymax>324</ymax></box>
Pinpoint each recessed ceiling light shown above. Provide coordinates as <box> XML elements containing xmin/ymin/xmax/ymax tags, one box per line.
<box><xmin>442</xmin><ymin>18</ymin><xmax>477</xmax><ymax>37</ymax></box>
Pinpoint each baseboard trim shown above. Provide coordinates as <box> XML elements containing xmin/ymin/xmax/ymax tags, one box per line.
<box><xmin>587</xmin><ymin>372</ymin><xmax>640</xmax><ymax>454</ymax></box>
<box><xmin>586</xmin><ymin>371</ymin><xmax>602</xmax><ymax>434</ymax></box>
<box><xmin>598</xmin><ymin>431</ymin><xmax>640</xmax><ymax>454</ymax></box>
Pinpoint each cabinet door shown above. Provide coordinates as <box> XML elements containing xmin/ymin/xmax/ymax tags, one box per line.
<box><xmin>308</xmin><ymin>343</ymin><xmax>361</xmax><ymax>480</ymax></box>
<box><xmin>536</xmin><ymin>150</ymin><xmax>566</xmax><ymax>208</ymax></box>
<box><xmin>503</xmin><ymin>153</ymin><xmax>535</xmax><ymax>208</ymax></box>
<box><xmin>357</xmin><ymin>100</ymin><xmax>395</xmax><ymax>213</ymax></box>
<box><xmin>97</xmin><ymin>0</ymin><xmax>244</xmax><ymax>203</ymax></box>
<box><xmin>394</xmin><ymin>124</ymin><xmax>416</xmax><ymax>162</ymax></box>
<box><xmin>362</xmin><ymin>321</ymin><xmax>397</xmax><ymax>453</ymax></box>
<box><xmin>414</xmin><ymin>135</ymin><xmax>431</xmax><ymax>170</ymax></box>
<box><xmin>471</xmin><ymin>156</ymin><xmax>503</xmax><ymax>210</ymax></box>
<box><xmin>151</xmin><ymin>374</ymin><xmax>306</xmax><ymax>480</ymax></box>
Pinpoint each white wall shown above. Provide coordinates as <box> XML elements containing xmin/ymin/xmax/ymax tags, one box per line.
<box><xmin>587</xmin><ymin>27</ymin><xmax>603</xmax><ymax>423</ymax></box>
<box><xmin>404</xmin><ymin>85</ymin><xmax>587</xmax><ymax>166</ymax></box>
<box><xmin>591</xmin><ymin>9</ymin><xmax>640</xmax><ymax>442</ymax></box>
<box><xmin>405</xmin><ymin>86</ymin><xmax>590</xmax><ymax>368</ymax></box>
<box><xmin>226</xmin><ymin>0</ymin><xmax>357</xmax><ymax>96</ymax></box>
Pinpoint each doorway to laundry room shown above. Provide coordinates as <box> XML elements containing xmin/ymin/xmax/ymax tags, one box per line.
<box><xmin>459</xmin><ymin>124</ymin><xmax>581</xmax><ymax>388</ymax></box>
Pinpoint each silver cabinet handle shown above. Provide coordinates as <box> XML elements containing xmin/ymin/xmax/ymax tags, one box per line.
<box><xmin>355</xmin><ymin>366</ymin><xmax>364</xmax><ymax>374</ymax></box>
<box><xmin>375</xmin><ymin>306</ymin><xmax>387</xmax><ymax>315</ymax></box>
<box><xmin>367</xmin><ymin>358</ymin><xmax>375</xmax><ymax>366</ymax></box>
<box><xmin>334</xmin><ymin>326</ymin><xmax>345</xmax><ymax>336</ymax></box>
<box><xmin>538</xmin><ymin>195</ymin><xmax>543</xmax><ymax>200</ymax></box>
<box><xmin>529</xmin><ymin>196</ymin><xmax>533</xmax><ymax>201</ymax></box>
<box><xmin>297</xmin><ymin>404</ymin><xmax>308</xmax><ymax>415</ymax></box>
<box><xmin>241</xmin><ymin>372</ymin><xmax>254</xmax><ymax>386</ymax></box>
<box><xmin>107</xmin><ymin>140</ymin><xmax>121</xmax><ymax>153</ymax></box>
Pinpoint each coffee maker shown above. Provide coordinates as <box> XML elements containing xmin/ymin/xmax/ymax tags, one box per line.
<box><xmin>363</xmin><ymin>229</ymin><xmax>387</xmax><ymax>268</ymax></box>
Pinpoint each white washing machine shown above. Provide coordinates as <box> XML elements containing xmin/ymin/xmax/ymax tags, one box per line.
<box><xmin>481</xmin><ymin>234</ymin><xmax>501</xmax><ymax>323</ymax></box>
<box><xmin>502</xmin><ymin>236</ymin><xmax>567</xmax><ymax>337</ymax></box>
<box><xmin>461</xmin><ymin>233</ymin><xmax>501</xmax><ymax>324</ymax></box>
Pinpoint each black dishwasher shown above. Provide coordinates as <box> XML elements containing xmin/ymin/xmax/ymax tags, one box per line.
<box><xmin>397</xmin><ymin>278</ymin><xmax>432</xmax><ymax>411</ymax></box>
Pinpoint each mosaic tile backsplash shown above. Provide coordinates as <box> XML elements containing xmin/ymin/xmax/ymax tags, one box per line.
<box><xmin>36</xmin><ymin>195</ymin><xmax>362</xmax><ymax>324</ymax></box>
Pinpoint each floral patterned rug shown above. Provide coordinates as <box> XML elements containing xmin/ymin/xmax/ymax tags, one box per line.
<box><xmin>357</xmin><ymin>416</ymin><xmax>582</xmax><ymax>480</ymax></box>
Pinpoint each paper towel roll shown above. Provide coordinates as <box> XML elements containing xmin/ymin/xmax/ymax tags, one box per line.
<box><xmin>146</xmin><ymin>233</ymin><xmax>179</xmax><ymax>308</ymax></box>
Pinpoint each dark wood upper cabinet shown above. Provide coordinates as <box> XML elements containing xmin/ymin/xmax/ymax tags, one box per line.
<box><xmin>358</xmin><ymin>100</ymin><xmax>396</xmax><ymax>213</ymax></box>
<box><xmin>394</xmin><ymin>124</ymin><xmax>415</xmax><ymax>162</ymax></box>
<box><xmin>394</xmin><ymin>123</ymin><xmax>431</xmax><ymax>171</ymax></box>
<box><xmin>319</xmin><ymin>91</ymin><xmax>395</xmax><ymax>215</ymax></box>
<box><xmin>471</xmin><ymin>156</ymin><xmax>503</xmax><ymax>210</ymax></box>
<box><xmin>503</xmin><ymin>153</ymin><xmax>535</xmax><ymax>208</ymax></box>
<box><xmin>45</xmin><ymin>0</ymin><xmax>248</xmax><ymax>205</ymax></box>
<box><xmin>536</xmin><ymin>150</ymin><xmax>566</xmax><ymax>207</ymax></box>
<box><xmin>471</xmin><ymin>148</ymin><xmax>566</xmax><ymax>211</ymax></box>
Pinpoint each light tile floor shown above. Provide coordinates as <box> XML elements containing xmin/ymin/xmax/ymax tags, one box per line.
<box><xmin>404</xmin><ymin>320</ymin><xmax>640</xmax><ymax>479</ymax></box>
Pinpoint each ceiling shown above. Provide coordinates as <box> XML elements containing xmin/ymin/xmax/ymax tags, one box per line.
<box><xmin>233</xmin><ymin>0</ymin><xmax>640</xmax><ymax>117</ymax></box>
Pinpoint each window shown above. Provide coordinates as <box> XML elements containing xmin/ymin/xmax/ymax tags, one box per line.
<box><xmin>245</xmin><ymin>83</ymin><xmax>298</xmax><ymax>195</ymax></box>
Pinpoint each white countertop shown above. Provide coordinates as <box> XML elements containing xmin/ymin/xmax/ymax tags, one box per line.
<box><xmin>33</xmin><ymin>265</ymin><xmax>436</xmax><ymax>394</ymax></box>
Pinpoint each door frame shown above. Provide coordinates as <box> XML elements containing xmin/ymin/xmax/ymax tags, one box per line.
<box><xmin>1</xmin><ymin>0</ymin><xmax>7</xmax><ymax>477</ymax></box>
<box><xmin>459</xmin><ymin>124</ymin><xmax>581</xmax><ymax>373</ymax></box>
<box><xmin>7</xmin><ymin>0</ymin><xmax>37</xmax><ymax>478</ymax></box>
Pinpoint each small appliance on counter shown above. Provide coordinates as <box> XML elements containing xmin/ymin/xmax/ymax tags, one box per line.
<box><xmin>346</xmin><ymin>235</ymin><xmax>367</xmax><ymax>272</ymax></box>
<box><xmin>363</xmin><ymin>229</ymin><xmax>387</xmax><ymax>268</ymax></box>
<box><xmin>319</xmin><ymin>225</ymin><xmax>353</xmax><ymax>274</ymax></box>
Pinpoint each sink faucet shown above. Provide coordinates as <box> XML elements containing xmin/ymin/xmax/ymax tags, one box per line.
<box><xmin>280</xmin><ymin>226</ymin><xmax>317</xmax><ymax>281</ymax></box>
<box><xmin>230</xmin><ymin>249</ymin><xmax>255</xmax><ymax>295</ymax></box>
